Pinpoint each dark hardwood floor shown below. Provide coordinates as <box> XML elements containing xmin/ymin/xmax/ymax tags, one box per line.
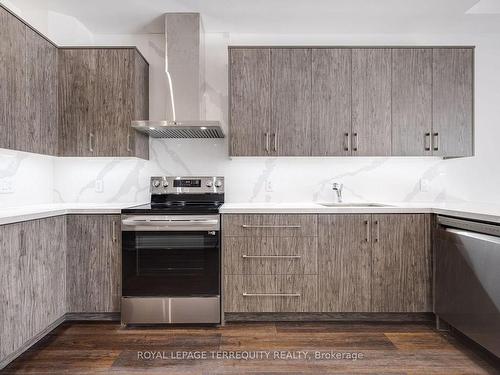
<box><xmin>2</xmin><ymin>321</ymin><xmax>499</xmax><ymax>374</ymax></box>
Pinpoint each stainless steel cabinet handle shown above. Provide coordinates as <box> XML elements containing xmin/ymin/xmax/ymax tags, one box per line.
<box><xmin>89</xmin><ymin>132</ymin><xmax>95</xmax><ymax>152</ymax></box>
<box><xmin>344</xmin><ymin>132</ymin><xmax>350</xmax><ymax>152</ymax></box>
<box><xmin>112</xmin><ymin>220</ymin><xmax>117</xmax><ymax>243</ymax></box>
<box><xmin>433</xmin><ymin>132</ymin><xmax>439</xmax><ymax>151</ymax></box>
<box><xmin>365</xmin><ymin>220</ymin><xmax>370</xmax><ymax>242</ymax></box>
<box><xmin>242</xmin><ymin>255</ymin><xmax>302</xmax><ymax>259</ymax></box>
<box><xmin>272</xmin><ymin>132</ymin><xmax>278</xmax><ymax>152</ymax></box>
<box><xmin>264</xmin><ymin>132</ymin><xmax>270</xmax><ymax>153</ymax></box>
<box><xmin>127</xmin><ymin>133</ymin><xmax>132</xmax><ymax>153</ymax></box>
<box><xmin>424</xmin><ymin>132</ymin><xmax>431</xmax><ymax>151</ymax></box>
<box><xmin>241</xmin><ymin>224</ymin><xmax>301</xmax><ymax>229</ymax></box>
<box><xmin>374</xmin><ymin>220</ymin><xmax>379</xmax><ymax>242</ymax></box>
<box><xmin>352</xmin><ymin>133</ymin><xmax>359</xmax><ymax>152</ymax></box>
<box><xmin>243</xmin><ymin>293</ymin><xmax>301</xmax><ymax>297</ymax></box>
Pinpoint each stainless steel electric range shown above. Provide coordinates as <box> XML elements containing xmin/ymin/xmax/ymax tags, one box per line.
<box><xmin>120</xmin><ymin>176</ymin><xmax>224</xmax><ymax>325</ymax></box>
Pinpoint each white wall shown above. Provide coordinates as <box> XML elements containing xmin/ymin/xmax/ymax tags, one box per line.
<box><xmin>2</xmin><ymin>1</ymin><xmax>499</xmax><ymax>207</ymax></box>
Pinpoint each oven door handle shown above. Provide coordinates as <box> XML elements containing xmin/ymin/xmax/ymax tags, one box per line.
<box><xmin>121</xmin><ymin>217</ymin><xmax>220</xmax><ymax>231</ymax></box>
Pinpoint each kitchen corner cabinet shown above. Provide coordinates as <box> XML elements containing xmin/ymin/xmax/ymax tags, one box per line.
<box><xmin>0</xmin><ymin>217</ymin><xmax>66</xmax><ymax>363</ymax></box>
<box><xmin>0</xmin><ymin>6</ymin><xmax>58</xmax><ymax>155</ymax></box>
<box><xmin>229</xmin><ymin>46</ymin><xmax>474</xmax><ymax>158</ymax></box>
<box><xmin>66</xmin><ymin>215</ymin><xmax>121</xmax><ymax>313</ymax></box>
<box><xmin>58</xmin><ymin>48</ymin><xmax>149</xmax><ymax>159</ymax></box>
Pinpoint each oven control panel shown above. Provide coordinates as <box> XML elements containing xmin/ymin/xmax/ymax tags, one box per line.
<box><xmin>150</xmin><ymin>176</ymin><xmax>224</xmax><ymax>194</ymax></box>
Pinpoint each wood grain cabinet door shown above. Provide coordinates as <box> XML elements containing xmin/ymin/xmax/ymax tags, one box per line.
<box><xmin>318</xmin><ymin>214</ymin><xmax>372</xmax><ymax>312</ymax></box>
<box><xmin>311</xmin><ymin>49</ymin><xmax>352</xmax><ymax>156</ymax></box>
<box><xmin>0</xmin><ymin>7</ymin><xmax>26</xmax><ymax>150</ymax></box>
<box><xmin>432</xmin><ymin>48</ymin><xmax>474</xmax><ymax>157</ymax></box>
<box><xmin>132</xmin><ymin>51</ymin><xmax>150</xmax><ymax>159</ymax></box>
<box><xmin>95</xmin><ymin>49</ymin><xmax>134</xmax><ymax>157</ymax></box>
<box><xmin>352</xmin><ymin>49</ymin><xmax>392</xmax><ymax>156</ymax></box>
<box><xmin>271</xmin><ymin>48</ymin><xmax>312</xmax><ymax>156</ymax></box>
<box><xmin>371</xmin><ymin>214</ymin><xmax>432</xmax><ymax>312</ymax></box>
<box><xmin>24</xmin><ymin>29</ymin><xmax>58</xmax><ymax>155</ymax></box>
<box><xmin>0</xmin><ymin>217</ymin><xmax>66</xmax><ymax>363</ymax></box>
<box><xmin>392</xmin><ymin>49</ymin><xmax>433</xmax><ymax>156</ymax></box>
<box><xmin>66</xmin><ymin>215</ymin><xmax>121</xmax><ymax>313</ymax></box>
<box><xmin>229</xmin><ymin>48</ymin><xmax>271</xmax><ymax>156</ymax></box>
<box><xmin>58</xmin><ymin>49</ymin><xmax>98</xmax><ymax>156</ymax></box>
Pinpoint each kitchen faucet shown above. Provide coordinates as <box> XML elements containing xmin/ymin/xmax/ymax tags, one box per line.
<box><xmin>332</xmin><ymin>183</ymin><xmax>343</xmax><ymax>203</ymax></box>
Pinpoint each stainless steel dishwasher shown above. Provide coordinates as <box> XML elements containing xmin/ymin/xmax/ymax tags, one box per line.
<box><xmin>435</xmin><ymin>215</ymin><xmax>500</xmax><ymax>358</ymax></box>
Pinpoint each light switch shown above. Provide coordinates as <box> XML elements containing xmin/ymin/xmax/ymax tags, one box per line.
<box><xmin>0</xmin><ymin>179</ymin><xmax>14</xmax><ymax>194</ymax></box>
<box><xmin>95</xmin><ymin>179</ymin><xmax>104</xmax><ymax>193</ymax></box>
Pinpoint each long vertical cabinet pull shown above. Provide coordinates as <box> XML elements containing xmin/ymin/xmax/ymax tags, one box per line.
<box><xmin>127</xmin><ymin>133</ymin><xmax>132</xmax><ymax>153</ymax></box>
<box><xmin>364</xmin><ymin>220</ymin><xmax>370</xmax><ymax>242</ymax></box>
<box><xmin>424</xmin><ymin>133</ymin><xmax>431</xmax><ymax>151</ymax></box>
<box><xmin>264</xmin><ymin>132</ymin><xmax>270</xmax><ymax>153</ymax></box>
<box><xmin>272</xmin><ymin>132</ymin><xmax>278</xmax><ymax>153</ymax></box>
<box><xmin>374</xmin><ymin>220</ymin><xmax>380</xmax><ymax>242</ymax></box>
<box><xmin>352</xmin><ymin>133</ymin><xmax>359</xmax><ymax>152</ymax></box>
<box><xmin>344</xmin><ymin>133</ymin><xmax>350</xmax><ymax>152</ymax></box>
<box><xmin>433</xmin><ymin>132</ymin><xmax>439</xmax><ymax>151</ymax></box>
<box><xmin>89</xmin><ymin>133</ymin><xmax>95</xmax><ymax>152</ymax></box>
<box><xmin>112</xmin><ymin>220</ymin><xmax>117</xmax><ymax>243</ymax></box>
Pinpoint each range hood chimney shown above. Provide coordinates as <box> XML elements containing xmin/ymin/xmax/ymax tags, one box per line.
<box><xmin>132</xmin><ymin>13</ymin><xmax>224</xmax><ymax>138</ymax></box>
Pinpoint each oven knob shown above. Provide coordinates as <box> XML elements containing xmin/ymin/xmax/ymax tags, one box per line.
<box><xmin>163</xmin><ymin>181</ymin><xmax>169</xmax><ymax>187</ymax></box>
<box><xmin>152</xmin><ymin>180</ymin><xmax>160</xmax><ymax>187</ymax></box>
<box><xmin>215</xmin><ymin>180</ymin><xmax>223</xmax><ymax>188</ymax></box>
<box><xmin>206</xmin><ymin>180</ymin><xmax>213</xmax><ymax>188</ymax></box>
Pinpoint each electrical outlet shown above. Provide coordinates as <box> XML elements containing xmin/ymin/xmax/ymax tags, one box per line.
<box><xmin>0</xmin><ymin>179</ymin><xmax>14</xmax><ymax>194</ymax></box>
<box><xmin>95</xmin><ymin>179</ymin><xmax>104</xmax><ymax>193</ymax></box>
<box><xmin>420</xmin><ymin>178</ymin><xmax>430</xmax><ymax>192</ymax></box>
<box><xmin>265</xmin><ymin>180</ymin><xmax>274</xmax><ymax>192</ymax></box>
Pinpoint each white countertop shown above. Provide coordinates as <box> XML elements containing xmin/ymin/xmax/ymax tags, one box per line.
<box><xmin>220</xmin><ymin>202</ymin><xmax>500</xmax><ymax>224</ymax></box>
<box><xmin>2</xmin><ymin>201</ymin><xmax>500</xmax><ymax>226</ymax></box>
<box><xmin>0</xmin><ymin>202</ymin><xmax>146</xmax><ymax>226</ymax></box>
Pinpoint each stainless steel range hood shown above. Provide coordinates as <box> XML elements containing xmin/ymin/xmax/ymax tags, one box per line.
<box><xmin>132</xmin><ymin>13</ymin><xmax>224</xmax><ymax>139</ymax></box>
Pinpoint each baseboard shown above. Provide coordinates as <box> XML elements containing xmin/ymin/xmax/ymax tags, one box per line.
<box><xmin>224</xmin><ymin>312</ymin><xmax>434</xmax><ymax>322</ymax></box>
<box><xmin>65</xmin><ymin>312</ymin><xmax>120</xmax><ymax>321</ymax></box>
<box><xmin>0</xmin><ymin>312</ymin><xmax>120</xmax><ymax>370</ymax></box>
<box><xmin>0</xmin><ymin>314</ymin><xmax>66</xmax><ymax>370</ymax></box>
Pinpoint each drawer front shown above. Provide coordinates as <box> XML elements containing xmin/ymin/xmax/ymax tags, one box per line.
<box><xmin>223</xmin><ymin>214</ymin><xmax>317</xmax><ymax>237</ymax></box>
<box><xmin>223</xmin><ymin>236</ymin><xmax>317</xmax><ymax>275</ymax></box>
<box><xmin>224</xmin><ymin>275</ymin><xmax>318</xmax><ymax>312</ymax></box>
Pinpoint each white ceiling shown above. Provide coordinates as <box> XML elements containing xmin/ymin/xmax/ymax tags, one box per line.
<box><xmin>20</xmin><ymin>0</ymin><xmax>500</xmax><ymax>34</ymax></box>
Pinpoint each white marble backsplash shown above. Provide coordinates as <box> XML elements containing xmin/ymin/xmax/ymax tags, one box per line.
<box><xmin>0</xmin><ymin>149</ymin><xmax>55</xmax><ymax>208</ymax></box>
<box><xmin>50</xmin><ymin>139</ymin><xmax>447</xmax><ymax>205</ymax></box>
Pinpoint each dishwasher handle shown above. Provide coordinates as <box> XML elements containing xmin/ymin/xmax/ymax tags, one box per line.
<box><xmin>437</xmin><ymin>215</ymin><xmax>500</xmax><ymax>238</ymax></box>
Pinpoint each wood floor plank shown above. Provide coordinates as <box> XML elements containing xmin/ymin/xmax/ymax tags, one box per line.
<box><xmin>2</xmin><ymin>322</ymin><xmax>498</xmax><ymax>375</ymax></box>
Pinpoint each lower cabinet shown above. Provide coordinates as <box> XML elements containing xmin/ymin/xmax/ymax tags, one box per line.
<box><xmin>318</xmin><ymin>214</ymin><xmax>432</xmax><ymax>313</ymax></box>
<box><xmin>0</xmin><ymin>217</ymin><xmax>66</xmax><ymax>363</ymax></box>
<box><xmin>223</xmin><ymin>214</ymin><xmax>318</xmax><ymax>313</ymax></box>
<box><xmin>223</xmin><ymin>213</ymin><xmax>432</xmax><ymax>314</ymax></box>
<box><xmin>66</xmin><ymin>215</ymin><xmax>121</xmax><ymax>313</ymax></box>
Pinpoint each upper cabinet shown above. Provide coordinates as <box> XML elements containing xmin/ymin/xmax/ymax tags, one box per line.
<box><xmin>432</xmin><ymin>48</ymin><xmax>474</xmax><ymax>157</ymax></box>
<box><xmin>59</xmin><ymin>48</ymin><xmax>149</xmax><ymax>159</ymax></box>
<box><xmin>392</xmin><ymin>49</ymin><xmax>433</xmax><ymax>156</ymax></box>
<box><xmin>271</xmin><ymin>49</ymin><xmax>312</xmax><ymax>156</ymax></box>
<box><xmin>351</xmin><ymin>49</ymin><xmax>392</xmax><ymax>156</ymax></box>
<box><xmin>0</xmin><ymin>5</ymin><xmax>150</xmax><ymax>159</ymax></box>
<box><xmin>311</xmin><ymin>49</ymin><xmax>351</xmax><ymax>156</ymax></box>
<box><xmin>0</xmin><ymin>6</ymin><xmax>58</xmax><ymax>155</ymax></box>
<box><xmin>229</xmin><ymin>46</ymin><xmax>474</xmax><ymax>158</ymax></box>
<box><xmin>229</xmin><ymin>48</ymin><xmax>271</xmax><ymax>156</ymax></box>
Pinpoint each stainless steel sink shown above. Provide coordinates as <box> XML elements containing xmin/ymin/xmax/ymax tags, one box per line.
<box><xmin>317</xmin><ymin>202</ymin><xmax>392</xmax><ymax>207</ymax></box>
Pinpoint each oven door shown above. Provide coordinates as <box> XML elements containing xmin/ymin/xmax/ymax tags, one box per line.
<box><xmin>122</xmin><ymin>215</ymin><xmax>220</xmax><ymax>297</ymax></box>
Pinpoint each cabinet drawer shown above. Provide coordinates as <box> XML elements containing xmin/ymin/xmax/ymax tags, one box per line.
<box><xmin>223</xmin><ymin>214</ymin><xmax>317</xmax><ymax>237</ymax></box>
<box><xmin>223</xmin><ymin>236</ymin><xmax>317</xmax><ymax>275</ymax></box>
<box><xmin>224</xmin><ymin>275</ymin><xmax>317</xmax><ymax>312</ymax></box>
